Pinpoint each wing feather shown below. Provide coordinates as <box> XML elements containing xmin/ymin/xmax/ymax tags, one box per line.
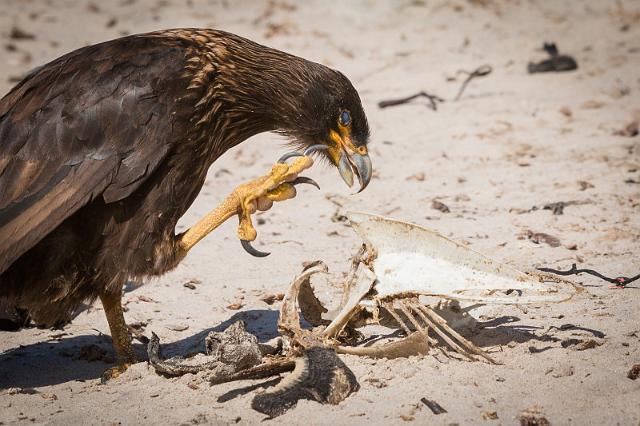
<box><xmin>0</xmin><ymin>34</ymin><xmax>190</xmax><ymax>273</ymax></box>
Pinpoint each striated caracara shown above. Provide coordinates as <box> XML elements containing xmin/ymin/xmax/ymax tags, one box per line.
<box><xmin>0</xmin><ymin>29</ymin><xmax>371</xmax><ymax>376</ymax></box>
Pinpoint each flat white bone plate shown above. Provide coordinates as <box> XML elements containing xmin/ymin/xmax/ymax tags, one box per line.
<box><xmin>347</xmin><ymin>212</ymin><xmax>577</xmax><ymax>304</ymax></box>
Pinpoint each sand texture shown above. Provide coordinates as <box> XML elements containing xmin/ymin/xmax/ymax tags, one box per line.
<box><xmin>1</xmin><ymin>0</ymin><xmax>639</xmax><ymax>424</ymax></box>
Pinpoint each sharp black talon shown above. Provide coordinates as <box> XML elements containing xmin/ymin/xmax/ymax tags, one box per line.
<box><xmin>241</xmin><ymin>239</ymin><xmax>271</xmax><ymax>257</ymax></box>
<box><xmin>291</xmin><ymin>176</ymin><xmax>320</xmax><ymax>190</ymax></box>
<box><xmin>277</xmin><ymin>152</ymin><xmax>304</xmax><ymax>163</ymax></box>
<box><xmin>277</xmin><ymin>145</ymin><xmax>328</xmax><ymax>164</ymax></box>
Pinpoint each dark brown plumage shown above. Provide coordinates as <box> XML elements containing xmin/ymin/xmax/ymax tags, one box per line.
<box><xmin>0</xmin><ymin>29</ymin><xmax>371</xmax><ymax>365</ymax></box>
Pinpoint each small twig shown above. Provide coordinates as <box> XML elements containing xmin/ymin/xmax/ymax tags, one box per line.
<box><xmin>537</xmin><ymin>263</ymin><xmax>640</xmax><ymax>288</ymax></box>
<box><xmin>377</xmin><ymin>91</ymin><xmax>444</xmax><ymax>110</ymax></box>
<box><xmin>421</xmin><ymin>397</ymin><xmax>447</xmax><ymax>415</ymax></box>
<box><xmin>454</xmin><ymin>64</ymin><xmax>493</xmax><ymax>101</ymax></box>
<box><xmin>377</xmin><ymin>64</ymin><xmax>492</xmax><ymax>110</ymax></box>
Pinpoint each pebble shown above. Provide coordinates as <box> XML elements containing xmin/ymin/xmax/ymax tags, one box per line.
<box><xmin>166</xmin><ymin>323</ymin><xmax>189</xmax><ymax>332</ymax></box>
<box><xmin>547</xmin><ymin>364</ymin><xmax>574</xmax><ymax>378</ymax></box>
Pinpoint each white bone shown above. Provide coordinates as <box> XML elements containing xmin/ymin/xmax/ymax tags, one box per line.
<box><xmin>347</xmin><ymin>212</ymin><xmax>579</xmax><ymax>304</ymax></box>
<box><xmin>323</xmin><ymin>264</ymin><xmax>376</xmax><ymax>339</ymax></box>
<box><xmin>336</xmin><ymin>331</ymin><xmax>429</xmax><ymax>359</ymax></box>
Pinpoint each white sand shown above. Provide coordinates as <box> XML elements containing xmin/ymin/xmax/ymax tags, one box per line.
<box><xmin>1</xmin><ymin>1</ymin><xmax>639</xmax><ymax>424</ymax></box>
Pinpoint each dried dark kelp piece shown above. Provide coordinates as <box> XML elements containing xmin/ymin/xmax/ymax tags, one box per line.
<box><xmin>528</xmin><ymin>42</ymin><xmax>577</xmax><ymax>73</ymax></box>
<box><xmin>421</xmin><ymin>397</ymin><xmax>447</xmax><ymax>415</ymax></box>
<box><xmin>251</xmin><ymin>347</ymin><xmax>359</xmax><ymax>418</ymax></box>
<box><xmin>378</xmin><ymin>91</ymin><xmax>444</xmax><ymax>110</ymax></box>
<box><xmin>537</xmin><ymin>263</ymin><xmax>640</xmax><ymax>288</ymax></box>
<box><xmin>520</xmin><ymin>200</ymin><xmax>590</xmax><ymax>215</ymax></box>
<box><xmin>453</xmin><ymin>64</ymin><xmax>492</xmax><ymax>101</ymax></box>
<box><xmin>377</xmin><ymin>64</ymin><xmax>491</xmax><ymax>109</ymax></box>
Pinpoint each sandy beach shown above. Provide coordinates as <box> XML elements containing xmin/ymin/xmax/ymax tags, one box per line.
<box><xmin>1</xmin><ymin>0</ymin><xmax>639</xmax><ymax>424</ymax></box>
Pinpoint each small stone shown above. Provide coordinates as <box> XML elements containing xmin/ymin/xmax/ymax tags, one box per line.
<box><xmin>226</xmin><ymin>303</ymin><xmax>244</xmax><ymax>310</ymax></box>
<box><xmin>431</xmin><ymin>200</ymin><xmax>450</xmax><ymax>213</ymax></box>
<box><xmin>558</xmin><ymin>106</ymin><xmax>572</xmax><ymax>117</ymax></box>
<box><xmin>259</xmin><ymin>293</ymin><xmax>284</xmax><ymax>305</ymax></box>
<box><xmin>7</xmin><ymin>387</ymin><xmax>38</xmax><ymax>395</ymax></box>
<box><xmin>40</xmin><ymin>393</ymin><xmax>57</xmax><ymax>401</ymax></box>
<box><xmin>548</xmin><ymin>364</ymin><xmax>574</xmax><ymax>378</ymax></box>
<box><xmin>183</xmin><ymin>279</ymin><xmax>201</xmax><ymax>290</ymax></box>
<box><xmin>365</xmin><ymin>378</ymin><xmax>387</xmax><ymax>389</ymax></box>
<box><xmin>518</xmin><ymin>406</ymin><xmax>550</xmax><ymax>426</ymax></box>
<box><xmin>561</xmin><ymin>338</ymin><xmax>603</xmax><ymax>351</ymax></box>
<box><xmin>574</xmin><ymin>339</ymin><xmax>603</xmax><ymax>351</ymax></box>
<box><xmin>577</xmin><ymin>180</ymin><xmax>594</xmax><ymax>191</ymax></box>
<box><xmin>406</xmin><ymin>172</ymin><xmax>425</xmax><ymax>181</ymax></box>
<box><xmin>401</xmin><ymin>367</ymin><xmax>419</xmax><ymax>379</ymax></box>
<box><xmin>166</xmin><ymin>323</ymin><xmax>189</xmax><ymax>332</ymax></box>
<box><xmin>482</xmin><ymin>410</ymin><xmax>498</xmax><ymax>420</ymax></box>
<box><xmin>129</xmin><ymin>321</ymin><xmax>147</xmax><ymax>331</ymax></box>
<box><xmin>525</xmin><ymin>230</ymin><xmax>560</xmax><ymax>247</ymax></box>
<box><xmin>628</xmin><ymin>364</ymin><xmax>640</xmax><ymax>380</ymax></box>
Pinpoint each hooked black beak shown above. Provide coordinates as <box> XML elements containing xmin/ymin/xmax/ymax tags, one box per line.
<box><xmin>337</xmin><ymin>150</ymin><xmax>372</xmax><ymax>193</ymax></box>
<box><xmin>327</xmin><ymin>129</ymin><xmax>372</xmax><ymax>193</ymax></box>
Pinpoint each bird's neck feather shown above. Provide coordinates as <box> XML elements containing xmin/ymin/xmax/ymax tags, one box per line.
<box><xmin>186</xmin><ymin>31</ymin><xmax>327</xmax><ymax>154</ymax></box>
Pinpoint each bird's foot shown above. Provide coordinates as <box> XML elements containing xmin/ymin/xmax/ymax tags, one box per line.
<box><xmin>177</xmin><ymin>145</ymin><xmax>326</xmax><ymax>258</ymax></box>
<box><xmin>101</xmin><ymin>362</ymin><xmax>133</xmax><ymax>383</ymax></box>
<box><xmin>234</xmin><ymin>146</ymin><xmax>326</xmax><ymax>257</ymax></box>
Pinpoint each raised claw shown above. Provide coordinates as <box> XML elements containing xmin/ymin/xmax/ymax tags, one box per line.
<box><xmin>291</xmin><ymin>176</ymin><xmax>320</xmax><ymax>190</ymax></box>
<box><xmin>241</xmin><ymin>239</ymin><xmax>271</xmax><ymax>258</ymax></box>
<box><xmin>277</xmin><ymin>144</ymin><xmax>329</xmax><ymax>164</ymax></box>
<box><xmin>277</xmin><ymin>151</ymin><xmax>304</xmax><ymax>164</ymax></box>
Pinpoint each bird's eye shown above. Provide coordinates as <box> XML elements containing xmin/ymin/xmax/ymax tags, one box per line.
<box><xmin>339</xmin><ymin>110</ymin><xmax>351</xmax><ymax>127</ymax></box>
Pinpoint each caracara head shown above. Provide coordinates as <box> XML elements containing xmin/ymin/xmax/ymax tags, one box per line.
<box><xmin>216</xmin><ymin>33</ymin><xmax>372</xmax><ymax>192</ymax></box>
<box><xmin>273</xmin><ymin>64</ymin><xmax>372</xmax><ymax>192</ymax></box>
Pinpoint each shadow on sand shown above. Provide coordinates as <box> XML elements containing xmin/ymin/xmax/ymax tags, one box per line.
<box><xmin>0</xmin><ymin>309</ymin><xmax>279</xmax><ymax>390</ymax></box>
<box><xmin>0</xmin><ymin>309</ymin><xmax>606</xmax><ymax>389</ymax></box>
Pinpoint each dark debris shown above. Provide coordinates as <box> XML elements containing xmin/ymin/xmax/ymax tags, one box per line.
<box><xmin>528</xmin><ymin>42</ymin><xmax>577</xmax><ymax>73</ymax></box>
